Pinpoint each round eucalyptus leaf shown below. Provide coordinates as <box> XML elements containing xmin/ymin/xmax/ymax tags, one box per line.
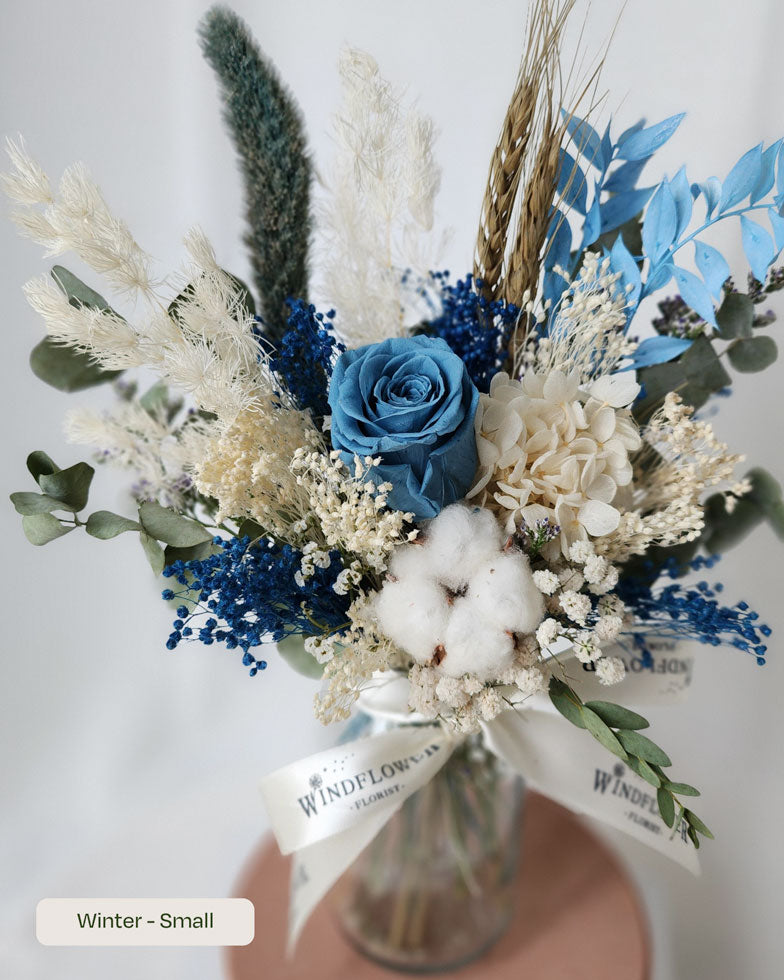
<box><xmin>138</xmin><ymin>501</ymin><xmax>212</xmax><ymax>547</ymax></box>
<box><xmin>22</xmin><ymin>513</ymin><xmax>73</xmax><ymax>546</ymax></box>
<box><xmin>727</xmin><ymin>335</ymin><xmax>777</xmax><ymax>372</ymax></box>
<box><xmin>86</xmin><ymin>510</ymin><xmax>142</xmax><ymax>539</ymax></box>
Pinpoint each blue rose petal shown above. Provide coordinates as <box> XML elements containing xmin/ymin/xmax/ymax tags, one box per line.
<box><xmin>328</xmin><ymin>335</ymin><xmax>480</xmax><ymax>520</ymax></box>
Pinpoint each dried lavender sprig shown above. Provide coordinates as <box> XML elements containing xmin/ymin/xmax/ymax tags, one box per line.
<box><xmin>515</xmin><ymin>518</ymin><xmax>561</xmax><ymax>556</ymax></box>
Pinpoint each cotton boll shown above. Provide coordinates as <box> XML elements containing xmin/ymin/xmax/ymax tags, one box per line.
<box><xmin>424</xmin><ymin>504</ymin><xmax>505</xmax><ymax>590</ymax></box>
<box><xmin>467</xmin><ymin>553</ymin><xmax>545</xmax><ymax>634</ymax></box>
<box><xmin>374</xmin><ymin>576</ymin><xmax>449</xmax><ymax>664</ymax></box>
<box><xmin>387</xmin><ymin>541</ymin><xmax>429</xmax><ymax>581</ymax></box>
<box><xmin>440</xmin><ymin>600</ymin><xmax>515</xmax><ymax>680</ymax></box>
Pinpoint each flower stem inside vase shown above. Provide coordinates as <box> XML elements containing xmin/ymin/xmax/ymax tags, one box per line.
<box><xmin>330</xmin><ymin>737</ymin><xmax>525</xmax><ymax>974</ymax></box>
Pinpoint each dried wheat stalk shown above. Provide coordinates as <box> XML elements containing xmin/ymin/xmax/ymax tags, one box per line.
<box><xmin>474</xmin><ymin>0</ymin><xmax>576</xmax><ymax>301</ymax></box>
<box><xmin>473</xmin><ymin>74</ymin><xmax>537</xmax><ymax>301</ymax></box>
<box><xmin>475</xmin><ymin>0</ymin><xmax>607</xmax><ymax>315</ymax></box>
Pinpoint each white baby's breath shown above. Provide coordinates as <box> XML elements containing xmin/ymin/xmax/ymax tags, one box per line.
<box><xmin>599</xmin><ymin>392</ymin><xmax>744</xmax><ymax>561</ymax></box>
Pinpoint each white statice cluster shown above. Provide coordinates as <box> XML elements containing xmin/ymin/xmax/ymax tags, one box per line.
<box><xmin>599</xmin><ymin>392</ymin><xmax>745</xmax><ymax>561</ymax></box>
<box><xmin>469</xmin><ymin>368</ymin><xmax>641</xmax><ymax>553</ymax></box>
<box><xmin>318</xmin><ymin>49</ymin><xmax>444</xmax><ymax>347</ymax></box>
<box><xmin>532</xmin><ymin>538</ymin><xmax>628</xmax><ymax>686</ymax></box>
<box><xmin>291</xmin><ymin>450</ymin><xmax>417</xmax><ymax>573</ymax></box>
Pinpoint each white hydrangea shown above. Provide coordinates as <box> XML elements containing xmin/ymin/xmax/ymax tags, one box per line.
<box><xmin>596</xmin><ymin>656</ymin><xmax>626</xmax><ymax>685</ymax></box>
<box><xmin>374</xmin><ymin>504</ymin><xmax>545</xmax><ymax>680</ymax></box>
<box><xmin>468</xmin><ymin>369</ymin><xmax>641</xmax><ymax>554</ymax></box>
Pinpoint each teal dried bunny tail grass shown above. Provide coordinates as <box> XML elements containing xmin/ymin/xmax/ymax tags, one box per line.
<box><xmin>199</xmin><ymin>6</ymin><xmax>312</xmax><ymax>342</ymax></box>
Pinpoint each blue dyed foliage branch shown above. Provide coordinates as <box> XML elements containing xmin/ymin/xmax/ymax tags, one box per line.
<box><xmin>543</xmin><ymin>111</ymin><xmax>784</xmax><ymax>370</ymax></box>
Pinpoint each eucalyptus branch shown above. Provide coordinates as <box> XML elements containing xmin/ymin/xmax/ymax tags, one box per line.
<box><xmin>548</xmin><ymin>676</ymin><xmax>713</xmax><ymax>848</ymax></box>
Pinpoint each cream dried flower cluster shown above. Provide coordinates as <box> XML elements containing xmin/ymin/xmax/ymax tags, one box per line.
<box><xmin>407</xmin><ymin>660</ymin><xmax>548</xmax><ymax>734</ymax></box>
<box><xmin>469</xmin><ymin>369</ymin><xmax>641</xmax><ymax>554</ymax></box>
<box><xmin>311</xmin><ymin>593</ymin><xmax>407</xmax><ymax>723</ymax></box>
<box><xmin>599</xmin><ymin>392</ymin><xmax>745</xmax><ymax>561</ymax></box>
<box><xmin>519</xmin><ymin>252</ymin><xmax>636</xmax><ymax>381</ymax></box>
<box><xmin>194</xmin><ymin>397</ymin><xmax>321</xmax><ymax>543</ymax></box>
<box><xmin>533</xmin><ymin>538</ymin><xmax>628</xmax><ymax>684</ymax></box>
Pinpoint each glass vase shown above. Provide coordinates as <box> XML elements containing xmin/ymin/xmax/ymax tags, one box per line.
<box><xmin>330</xmin><ymin>732</ymin><xmax>525</xmax><ymax>973</ymax></box>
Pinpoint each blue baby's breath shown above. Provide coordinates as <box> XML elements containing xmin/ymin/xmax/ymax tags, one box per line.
<box><xmin>267</xmin><ymin>300</ymin><xmax>345</xmax><ymax>419</ymax></box>
<box><xmin>425</xmin><ymin>272</ymin><xmax>520</xmax><ymax>392</ymax></box>
<box><xmin>160</xmin><ymin>535</ymin><xmax>350</xmax><ymax>673</ymax></box>
<box><xmin>618</xmin><ymin>555</ymin><xmax>770</xmax><ymax>665</ymax></box>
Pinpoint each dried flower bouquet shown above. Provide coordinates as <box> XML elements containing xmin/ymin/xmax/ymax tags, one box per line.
<box><xmin>5</xmin><ymin>3</ymin><xmax>784</xmax><ymax>934</ymax></box>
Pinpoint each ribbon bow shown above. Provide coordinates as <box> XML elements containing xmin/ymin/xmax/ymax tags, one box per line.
<box><xmin>260</xmin><ymin>645</ymin><xmax>698</xmax><ymax>950</ymax></box>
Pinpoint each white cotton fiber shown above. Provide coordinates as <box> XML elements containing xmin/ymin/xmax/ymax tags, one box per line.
<box><xmin>440</xmin><ymin>599</ymin><xmax>516</xmax><ymax>680</ymax></box>
<box><xmin>388</xmin><ymin>541</ymin><xmax>430</xmax><ymax>581</ymax></box>
<box><xmin>375</xmin><ymin>504</ymin><xmax>547</xmax><ymax>684</ymax></box>
<box><xmin>423</xmin><ymin>504</ymin><xmax>505</xmax><ymax>590</ymax></box>
<box><xmin>468</xmin><ymin>553</ymin><xmax>545</xmax><ymax>634</ymax></box>
<box><xmin>374</xmin><ymin>575</ymin><xmax>449</xmax><ymax>664</ymax></box>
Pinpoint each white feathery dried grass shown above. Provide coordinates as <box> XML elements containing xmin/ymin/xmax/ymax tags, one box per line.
<box><xmin>21</xmin><ymin>263</ymin><xmax>260</xmax><ymax>423</ymax></box>
<box><xmin>23</xmin><ymin>276</ymin><xmax>143</xmax><ymax>366</ymax></box>
<box><xmin>64</xmin><ymin>402</ymin><xmax>215</xmax><ymax>509</ymax></box>
<box><xmin>318</xmin><ymin>48</ymin><xmax>443</xmax><ymax>347</ymax></box>
<box><xmin>3</xmin><ymin>144</ymin><xmax>273</xmax><ymax>425</ymax></box>
<box><xmin>0</xmin><ymin>138</ymin><xmax>52</xmax><ymax>205</ymax></box>
<box><xmin>4</xmin><ymin>140</ymin><xmax>153</xmax><ymax>295</ymax></box>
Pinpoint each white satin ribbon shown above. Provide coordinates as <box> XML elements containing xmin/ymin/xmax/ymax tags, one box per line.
<box><xmin>260</xmin><ymin>642</ymin><xmax>698</xmax><ymax>952</ymax></box>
